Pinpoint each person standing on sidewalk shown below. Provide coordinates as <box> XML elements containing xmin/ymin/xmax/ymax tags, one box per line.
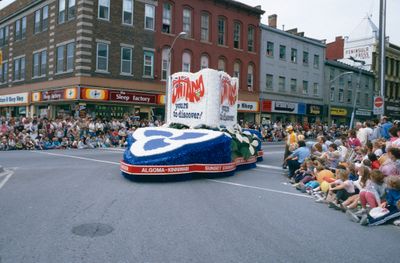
<box><xmin>283</xmin><ymin>125</ymin><xmax>297</xmax><ymax>169</ymax></box>
<box><xmin>285</xmin><ymin>140</ymin><xmax>310</xmax><ymax>178</ymax></box>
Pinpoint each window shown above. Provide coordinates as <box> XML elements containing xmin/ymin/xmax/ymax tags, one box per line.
<box><xmin>313</xmin><ymin>54</ymin><xmax>319</xmax><ymax>68</ymax></box>
<box><xmin>266</xmin><ymin>74</ymin><xmax>273</xmax><ymax>90</ymax></box>
<box><xmin>66</xmin><ymin>42</ymin><xmax>75</xmax><ymax>71</ymax></box>
<box><xmin>290</xmin><ymin>79</ymin><xmax>297</xmax><ymax>92</ymax></box>
<box><xmin>13</xmin><ymin>57</ymin><xmax>25</xmax><ymax>81</ymax></box>
<box><xmin>247</xmin><ymin>26</ymin><xmax>255</xmax><ymax>52</ymax></box>
<box><xmin>364</xmin><ymin>93</ymin><xmax>369</xmax><ymax>106</ymax></box>
<box><xmin>0</xmin><ymin>26</ymin><xmax>9</xmax><ymax>46</ymax></box>
<box><xmin>313</xmin><ymin>83</ymin><xmax>318</xmax><ymax>96</ymax></box>
<box><xmin>32</xmin><ymin>50</ymin><xmax>47</xmax><ymax>77</ymax></box>
<box><xmin>59</xmin><ymin>0</ymin><xmax>66</xmax><ymax>23</ymax></box>
<box><xmin>21</xmin><ymin>17</ymin><xmax>26</xmax><ymax>38</ymax></box>
<box><xmin>278</xmin><ymin>76</ymin><xmax>285</xmax><ymax>91</ymax></box>
<box><xmin>56</xmin><ymin>45</ymin><xmax>65</xmax><ymax>72</ymax></box>
<box><xmin>247</xmin><ymin>64</ymin><xmax>254</xmax><ymax>91</ymax></box>
<box><xmin>98</xmin><ymin>0</ymin><xmax>110</xmax><ymax>20</ymax></box>
<box><xmin>68</xmin><ymin>0</ymin><xmax>76</xmax><ymax>20</ymax></box>
<box><xmin>123</xmin><ymin>0</ymin><xmax>133</xmax><ymax>25</ymax></box>
<box><xmin>217</xmin><ymin>17</ymin><xmax>226</xmax><ymax>45</ymax></box>
<box><xmin>121</xmin><ymin>47</ymin><xmax>132</xmax><ymax>74</ymax></box>
<box><xmin>162</xmin><ymin>3</ymin><xmax>172</xmax><ymax>33</ymax></box>
<box><xmin>330</xmin><ymin>87</ymin><xmax>334</xmax><ymax>102</ymax></box>
<box><xmin>303</xmin><ymin>51</ymin><xmax>309</xmax><ymax>65</ymax></box>
<box><xmin>15</xmin><ymin>19</ymin><xmax>21</xmax><ymax>40</ymax></box>
<box><xmin>145</xmin><ymin>4</ymin><xmax>155</xmax><ymax>30</ymax></box>
<box><xmin>279</xmin><ymin>45</ymin><xmax>286</xmax><ymax>60</ymax></box>
<box><xmin>233</xmin><ymin>22</ymin><xmax>241</xmax><ymax>49</ymax></box>
<box><xmin>42</xmin><ymin>6</ymin><xmax>49</xmax><ymax>31</ymax></box>
<box><xmin>182</xmin><ymin>52</ymin><xmax>191</xmax><ymax>72</ymax></box>
<box><xmin>182</xmin><ymin>8</ymin><xmax>192</xmax><ymax>38</ymax></box>
<box><xmin>218</xmin><ymin>57</ymin><xmax>226</xmax><ymax>72</ymax></box>
<box><xmin>329</xmin><ymin>67</ymin><xmax>335</xmax><ymax>81</ymax></box>
<box><xmin>347</xmin><ymin>90</ymin><xmax>352</xmax><ymax>103</ymax></box>
<box><xmin>161</xmin><ymin>48</ymin><xmax>169</xmax><ymax>80</ymax></box>
<box><xmin>291</xmin><ymin>48</ymin><xmax>297</xmax><ymax>63</ymax></box>
<box><xmin>302</xmin><ymin>80</ymin><xmax>308</xmax><ymax>94</ymax></box>
<box><xmin>356</xmin><ymin>91</ymin><xmax>361</xmax><ymax>105</ymax></box>
<box><xmin>200</xmin><ymin>13</ymin><xmax>209</xmax><ymax>42</ymax></box>
<box><xmin>338</xmin><ymin>89</ymin><xmax>344</xmax><ymax>102</ymax></box>
<box><xmin>0</xmin><ymin>62</ymin><xmax>8</xmax><ymax>83</ymax></box>
<box><xmin>34</xmin><ymin>10</ymin><xmax>41</xmax><ymax>33</ymax></box>
<box><xmin>233</xmin><ymin>62</ymin><xmax>240</xmax><ymax>81</ymax></box>
<box><xmin>143</xmin><ymin>51</ymin><xmax>154</xmax><ymax>77</ymax></box>
<box><xmin>266</xmin><ymin>42</ymin><xmax>274</xmax><ymax>56</ymax></box>
<box><xmin>96</xmin><ymin>42</ymin><xmax>109</xmax><ymax>71</ymax></box>
<box><xmin>200</xmin><ymin>54</ymin><xmax>209</xmax><ymax>69</ymax></box>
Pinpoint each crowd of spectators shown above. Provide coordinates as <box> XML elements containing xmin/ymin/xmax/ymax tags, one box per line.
<box><xmin>0</xmin><ymin>115</ymin><xmax>163</xmax><ymax>151</ymax></box>
<box><xmin>283</xmin><ymin>116</ymin><xmax>400</xmax><ymax>227</ymax></box>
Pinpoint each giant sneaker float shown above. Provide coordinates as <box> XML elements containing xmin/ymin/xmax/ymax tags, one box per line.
<box><xmin>120</xmin><ymin>68</ymin><xmax>263</xmax><ymax>181</ymax></box>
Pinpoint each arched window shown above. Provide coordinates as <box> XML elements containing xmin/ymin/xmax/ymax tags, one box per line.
<box><xmin>233</xmin><ymin>61</ymin><xmax>241</xmax><ymax>81</ymax></box>
<box><xmin>218</xmin><ymin>57</ymin><xmax>226</xmax><ymax>72</ymax></box>
<box><xmin>233</xmin><ymin>21</ymin><xmax>241</xmax><ymax>49</ymax></box>
<box><xmin>200</xmin><ymin>54</ymin><xmax>209</xmax><ymax>69</ymax></box>
<box><xmin>161</xmin><ymin>47</ymin><xmax>170</xmax><ymax>80</ymax></box>
<box><xmin>182</xmin><ymin>51</ymin><xmax>191</xmax><ymax>72</ymax></box>
<box><xmin>182</xmin><ymin>8</ymin><xmax>192</xmax><ymax>37</ymax></box>
<box><xmin>247</xmin><ymin>64</ymin><xmax>254</xmax><ymax>91</ymax></box>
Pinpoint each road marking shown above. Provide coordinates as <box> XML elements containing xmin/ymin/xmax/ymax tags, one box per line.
<box><xmin>0</xmin><ymin>170</ymin><xmax>14</xmax><ymax>190</ymax></box>
<box><xmin>31</xmin><ymin>151</ymin><xmax>120</xmax><ymax>165</ymax></box>
<box><xmin>98</xmin><ymin>148</ymin><xmax>126</xmax><ymax>152</ymax></box>
<box><xmin>208</xmin><ymin>179</ymin><xmax>313</xmax><ymax>199</ymax></box>
<box><xmin>256</xmin><ymin>164</ymin><xmax>283</xmax><ymax>171</ymax></box>
<box><xmin>263</xmin><ymin>151</ymin><xmax>284</xmax><ymax>155</ymax></box>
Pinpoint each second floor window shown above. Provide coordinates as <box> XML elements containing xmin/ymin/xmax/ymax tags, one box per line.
<box><xmin>247</xmin><ymin>26</ymin><xmax>254</xmax><ymax>52</ymax></box>
<box><xmin>59</xmin><ymin>0</ymin><xmax>66</xmax><ymax>23</ymax></box>
<box><xmin>182</xmin><ymin>9</ymin><xmax>192</xmax><ymax>38</ymax></box>
<box><xmin>302</xmin><ymin>80</ymin><xmax>308</xmax><ymax>94</ymax></box>
<box><xmin>68</xmin><ymin>0</ymin><xmax>76</xmax><ymax>20</ymax></box>
<box><xmin>278</xmin><ymin>76</ymin><xmax>285</xmax><ymax>91</ymax></box>
<box><xmin>247</xmin><ymin>64</ymin><xmax>254</xmax><ymax>91</ymax></box>
<box><xmin>143</xmin><ymin>51</ymin><xmax>154</xmax><ymax>77</ymax></box>
<box><xmin>14</xmin><ymin>57</ymin><xmax>25</xmax><ymax>81</ymax></box>
<box><xmin>57</xmin><ymin>42</ymin><xmax>75</xmax><ymax>73</ymax></box>
<box><xmin>32</xmin><ymin>50</ymin><xmax>47</xmax><ymax>77</ymax></box>
<box><xmin>233</xmin><ymin>62</ymin><xmax>240</xmax><ymax>81</ymax></box>
<box><xmin>123</xmin><ymin>0</ymin><xmax>133</xmax><ymax>25</ymax></box>
<box><xmin>313</xmin><ymin>83</ymin><xmax>318</xmax><ymax>96</ymax></box>
<box><xmin>266</xmin><ymin>74</ymin><xmax>273</xmax><ymax>90</ymax></box>
<box><xmin>303</xmin><ymin>51</ymin><xmax>309</xmax><ymax>65</ymax></box>
<box><xmin>145</xmin><ymin>4</ymin><xmax>155</xmax><ymax>30</ymax></box>
<box><xmin>162</xmin><ymin>3</ymin><xmax>172</xmax><ymax>33</ymax></box>
<box><xmin>233</xmin><ymin>22</ymin><xmax>241</xmax><ymax>49</ymax></box>
<box><xmin>279</xmin><ymin>45</ymin><xmax>286</xmax><ymax>60</ymax></box>
<box><xmin>0</xmin><ymin>26</ymin><xmax>9</xmax><ymax>46</ymax></box>
<box><xmin>266</xmin><ymin>42</ymin><xmax>274</xmax><ymax>57</ymax></box>
<box><xmin>200</xmin><ymin>13</ymin><xmax>209</xmax><ymax>42</ymax></box>
<box><xmin>290</xmin><ymin>78</ymin><xmax>297</xmax><ymax>92</ymax></box>
<box><xmin>314</xmin><ymin>54</ymin><xmax>320</xmax><ymax>69</ymax></box>
<box><xmin>218</xmin><ymin>58</ymin><xmax>226</xmax><ymax>72</ymax></box>
<box><xmin>291</xmin><ymin>48</ymin><xmax>297</xmax><ymax>63</ymax></box>
<box><xmin>217</xmin><ymin>17</ymin><xmax>226</xmax><ymax>46</ymax></box>
<box><xmin>34</xmin><ymin>10</ymin><xmax>41</xmax><ymax>33</ymax></box>
<box><xmin>15</xmin><ymin>17</ymin><xmax>26</xmax><ymax>41</ymax></box>
<box><xmin>200</xmin><ymin>54</ymin><xmax>209</xmax><ymax>69</ymax></box>
<box><xmin>121</xmin><ymin>47</ymin><xmax>133</xmax><ymax>74</ymax></box>
<box><xmin>182</xmin><ymin>52</ymin><xmax>191</xmax><ymax>72</ymax></box>
<box><xmin>161</xmin><ymin>48</ymin><xmax>169</xmax><ymax>80</ymax></box>
<box><xmin>339</xmin><ymin>89</ymin><xmax>344</xmax><ymax>102</ymax></box>
<box><xmin>0</xmin><ymin>62</ymin><xmax>8</xmax><ymax>83</ymax></box>
<box><xmin>98</xmin><ymin>0</ymin><xmax>110</xmax><ymax>20</ymax></box>
<box><xmin>96</xmin><ymin>43</ymin><xmax>109</xmax><ymax>72</ymax></box>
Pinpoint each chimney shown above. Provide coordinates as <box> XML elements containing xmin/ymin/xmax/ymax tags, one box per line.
<box><xmin>268</xmin><ymin>14</ymin><xmax>277</xmax><ymax>28</ymax></box>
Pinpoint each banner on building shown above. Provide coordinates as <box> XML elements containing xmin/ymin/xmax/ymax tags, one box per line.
<box><xmin>237</xmin><ymin>101</ymin><xmax>259</xmax><ymax>112</ymax></box>
<box><xmin>0</xmin><ymin>92</ymin><xmax>29</xmax><ymax>106</ymax></box>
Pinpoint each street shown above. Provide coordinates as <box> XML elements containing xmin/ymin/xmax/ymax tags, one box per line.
<box><xmin>0</xmin><ymin>143</ymin><xmax>399</xmax><ymax>263</ymax></box>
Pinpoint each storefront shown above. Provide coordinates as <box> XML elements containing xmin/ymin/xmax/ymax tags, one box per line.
<box><xmin>0</xmin><ymin>92</ymin><xmax>30</xmax><ymax>117</ymax></box>
<box><xmin>305</xmin><ymin>104</ymin><xmax>323</xmax><ymax>124</ymax></box>
<box><xmin>261</xmin><ymin>100</ymin><xmax>306</xmax><ymax>123</ymax></box>
<box><xmin>80</xmin><ymin>87</ymin><xmax>163</xmax><ymax>120</ymax></box>
<box><xmin>330</xmin><ymin>107</ymin><xmax>350</xmax><ymax>126</ymax></box>
<box><xmin>386</xmin><ymin>103</ymin><xmax>400</xmax><ymax>120</ymax></box>
<box><xmin>355</xmin><ymin>109</ymin><xmax>373</xmax><ymax>122</ymax></box>
<box><xmin>237</xmin><ymin>100</ymin><xmax>259</xmax><ymax>125</ymax></box>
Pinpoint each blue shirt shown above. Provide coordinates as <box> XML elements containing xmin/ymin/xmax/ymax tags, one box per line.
<box><xmin>289</xmin><ymin>146</ymin><xmax>310</xmax><ymax>164</ymax></box>
<box><xmin>386</xmin><ymin>188</ymin><xmax>400</xmax><ymax>207</ymax></box>
<box><xmin>381</xmin><ymin>122</ymin><xmax>393</xmax><ymax>140</ymax></box>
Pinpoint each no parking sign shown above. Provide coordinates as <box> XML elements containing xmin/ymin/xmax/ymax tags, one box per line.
<box><xmin>373</xmin><ymin>96</ymin><xmax>384</xmax><ymax>115</ymax></box>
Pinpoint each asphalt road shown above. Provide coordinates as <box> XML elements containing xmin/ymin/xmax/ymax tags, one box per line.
<box><xmin>0</xmin><ymin>143</ymin><xmax>399</xmax><ymax>263</ymax></box>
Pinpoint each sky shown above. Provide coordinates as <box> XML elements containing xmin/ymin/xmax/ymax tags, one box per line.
<box><xmin>0</xmin><ymin>0</ymin><xmax>399</xmax><ymax>45</ymax></box>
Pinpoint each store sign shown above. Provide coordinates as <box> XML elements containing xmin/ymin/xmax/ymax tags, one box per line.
<box><xmin>42</xmin><ymin>90</ymin><xmax>65</xmax><ymax>101</ymax></box>
<box><xmin>271</xmin><ymin>101</ymin><xmax>298</xmax><ymax>114</ymax></box>
<box><xmin>0</xmin><ymin>92</ymin><xmax>29</xmax><ymax>105</ymax></box>
<box><xmin>109</xmin><ymin>90</ymin><xmax>157</xmax><ymax>104</ymax></box>
<box><xmin>356</xmin><ymin>109</ymin><xmax>372</xmax><ymax>116</ymax></box>
<box><xmin>331</xmin><ymin>107</ymin><xmax>347</xmax><ymax>116</ymax></box>
<box><xmin>261</xmin><ymin>100</ymin><xmax>272</xmax><ymax>112</ymax></box>
<box><xmin>237</xmin><ymin>101</ymin><xmax>259</xmax><ymax>112</ymax></box>
<box><xmin>307</xmin><ymin>104</ymin><xmax>322</xmax><ymax>115</ymax></box>
<box><xmin>81</xmin><ymin>88</ymin><xmax>109</xmax><ymax>100</ymax></box>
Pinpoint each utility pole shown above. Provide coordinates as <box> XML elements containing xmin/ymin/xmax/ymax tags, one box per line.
<box><xmin>378</xmin><ymin>0</ymin><xmax>386</xmax><ymax>117</ymax></box>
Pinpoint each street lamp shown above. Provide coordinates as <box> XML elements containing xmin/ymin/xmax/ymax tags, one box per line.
<box><xmin>165</xmin><ymin>32</ymin><xmax>187</xmax><ymax>123</ymax></box>
<box><xmin>327</xmin><ymin>71</ymin><xmax>353</xmax><ymax>126</ymax></box>
<box><xmin>349</xmin><ymin>56</ymin><xmax>366</xmax><ymax>129</ymax></box>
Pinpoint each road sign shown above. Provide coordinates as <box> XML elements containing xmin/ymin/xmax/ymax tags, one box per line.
<box><xmin>373</xmin><ymin>96</ymin><xmax>384</xmax><ymax>115</ymax></box>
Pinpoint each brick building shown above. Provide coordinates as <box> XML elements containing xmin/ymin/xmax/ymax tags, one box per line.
<box><xmin>0</xmin><ymin>0</ymin><xmax>264</xmax><ymax>123</ymax></box>
<box><xmin>153</xmin><ymin>0</ymin><xmax>264</xmax><ymax>124</ymax></box>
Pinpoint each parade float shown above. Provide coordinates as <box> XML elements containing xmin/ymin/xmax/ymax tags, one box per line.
<box><xmin>120</xmin><ymin>68</ymin><xmax>263</xmax><ymax>181</ymax></box>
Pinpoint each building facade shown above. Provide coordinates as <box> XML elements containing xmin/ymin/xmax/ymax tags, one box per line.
<box><xmin>0</xmin><ymin>0</ymin><xmax>264</xmax><ymax>123</ymax></box>
<box><xmin>325</xmin><ymin>60</ymin><xmax>375</xmax><ymax>126</ymax></box>
<box><xmin>259</xmin><ymin>16</ymin><xmax>326</xmax><ymax>124</ymax></box>
<box><xmin>153</xmin><ymin>0</ymin><xmax>264</xmax><ymax>124</ymax></box>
